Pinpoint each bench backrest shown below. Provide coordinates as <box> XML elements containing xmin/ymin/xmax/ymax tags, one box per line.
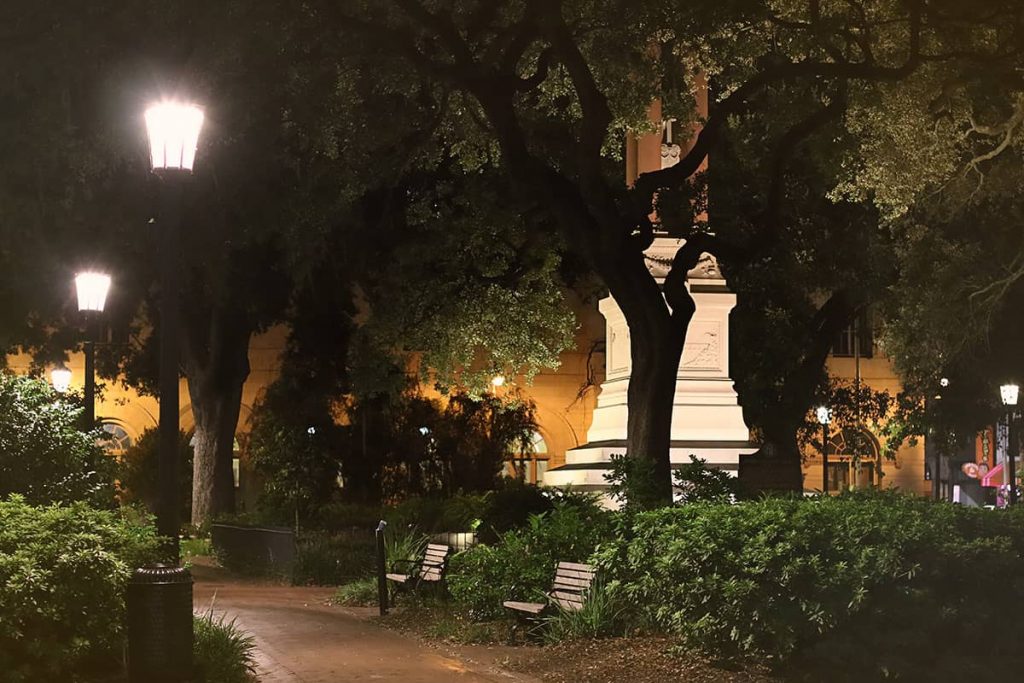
<box><xmin>549</xmin><ymin>561</ymin><xmax>595</xmax><ymax>612</ymax></box>
<box><xmin>418</xmin><ymin>543</ymin><xmax>451</xmax><ymax>582</ymax></box>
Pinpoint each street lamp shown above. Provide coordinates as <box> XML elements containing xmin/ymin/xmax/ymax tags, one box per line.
<box><xmin>75</xmin><ymin>271</ymin><xmax>111</xmax><ymax>430</ymax></box>
<box><xmin>51</xmin><ymin>363</ymin><xmax>72</xmax><ymax>393</ymax></box>
<box><xmin>145</xmin><ymin>100</ymin><xmax>203</xmax><ymax>556</ymax></box>
<box><xmin>816</xmin><ymin>406</ymin><xmax>832</xmax><ymax>494</ymax></box>
<box><xmin>1001</xmin><ymin>383</ymin><xmax>1019</xmax><ymax>506</ymax></box>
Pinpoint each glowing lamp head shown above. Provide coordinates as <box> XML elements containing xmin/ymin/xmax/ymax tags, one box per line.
<box><xmin>940</xmin><ymin>378</ymin><xmax>950</xmax><ymax>388</ymax></box>
<box><xmin>75</xmin><ymin>272</ymin><xmax>111</xmax><ymax>313</ymax></box>
<box><xmin>145</xmin><ymin>102</ymin><xmax>205</xmax><ymax>171</ymax></box>
<box><xmin>1001</xmin><ymin>384</ymin><xmax>1020</xmax><ymax>407</ymax></box>
<box><xmin>491</xmin><ymin>375</ymin><xmax>506</xmax><ymax>388</ymax></box>
<box><xmin>815</xmin><ymin>406</ymin><xmax>832</xmax><ymax>425</ymax></box>
<box><xmin>51</xmin><ymin>364</ymin><xmax>72</xmax><ymax>393</ymax></box>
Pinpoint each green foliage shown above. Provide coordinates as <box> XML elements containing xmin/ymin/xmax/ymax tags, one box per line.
<box><xmin>0</xmin><ymin>372</ymin><xmax>116</xmax><ymax>506</ymax></box>
<box><xmin>0</xmin><ymin>496</ymin><xmax>159</xmax><ymax>681</ymax></box>
<box><xmin>117</xmin><ymin>427</ymin><xmax>193</xmax><ymax>520</ymax></box>
<box><xmin>449</xmin><ymin>499</ymin><xmax>612</xmax><ymax>621</ymax></box>
<box><xmin>673</xmin><ymin>456</ymin><xmax>741</xmax><ymax>504</ymax></box>
<box><xmin>474</xmin><ymin>481</ymin><xmax>554</xmax><ymax>544</ymax></box>
<box><xmin>193</xmin><ymin>609</ymin><xmax>257</xmax><ymax>683</ymax></box>
<box><xmin>292</xmin><ymin>531</ymin><xmax>377</xmax><ymax>586</ymax></box>
<box><xmin>543</xmin><ymin>580</ymin><xmax>624</xmax><ymax>643</ymax></box>
<box><xmin>593</xmin><ymin>493</ymin><xmax>1024</xmax><ymax>680</ymax></box>
<box><xmin>333</xmin><ymin>577</ymin><xmax>380</xmax><ymax>607</ymax></box>
<box><xmin>343</xmin><ymin>392</ymin><xmax>539</xmax><ymax>503</ymax></box>
<box><xmin>385</xmin><ymin>525</ymin><xmax>429</xmax><ymax>569</ymax></box>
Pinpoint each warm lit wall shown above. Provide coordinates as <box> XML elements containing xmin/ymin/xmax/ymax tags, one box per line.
<box><xmin>800</xmin><ymin>353</ymin><xmax>928</xmax><ymax>495</ymax></box>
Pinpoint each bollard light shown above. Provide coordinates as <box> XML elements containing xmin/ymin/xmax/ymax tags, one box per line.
<box><xmin>145</xmin><ymin>102</ymin><xmax>205</xmax><ymax>172</ymax></box>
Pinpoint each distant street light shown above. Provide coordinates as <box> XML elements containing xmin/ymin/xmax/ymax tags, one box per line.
<box><xmin>75</xmin><ymin>271</ymin><xmax>111</xmax><ymax>430</ymax></box>
<box><xmin>51</xmin><ymin>363</ymin><xmax>72</xmax><ymax>393</ymax></box>
<box><xmin>817</xmin><ymin>406</ymin><xmax>832</xmax><ymax>494</ymax></box>
<box><xmin>491</xmin><ymin>375</ymin><xmax>506</xmax><ymax>388</ymax></box>
<box><xmin>1001</xmin><ymin>383</ymin><xmax>1019</xmax><ymax>506</ymax></box>
<box><xmin>145</xmin><ymin>100</ymin><xmax>204</xmax><ymax>556</ymax></box>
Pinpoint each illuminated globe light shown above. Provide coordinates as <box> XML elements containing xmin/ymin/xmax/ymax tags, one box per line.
<box><xmin>491</xmin><ymin>375</ymin><xmax>506</xmax><ymax>388</ymax></box>
<box><xmin>75</xmin><ymin>272</ymin><xmax>111</xmax><ymax>313</ymax></box>
<box><xmin>940</xmin><ymin>378</ymin><xmax>950</xmax><ymax>388</ymax></box>
<box><xmin>1001</xmin><ymin>384</ymin><xmax>1020</xmax><ymax>407</ymax></box>
<box><xmin>815</xmin><ymin>406</ymin><xmax>832</xmax><ymax>425</ymax></box>
<box><xmin>144</xmin><ymin>102</ymin><xmax>205</xmax><ymax>171</ymax></box>
<box><xmin>51</xmin><ymin>364</ymin><xmax>72</xmax><ymax>393</ymax></box>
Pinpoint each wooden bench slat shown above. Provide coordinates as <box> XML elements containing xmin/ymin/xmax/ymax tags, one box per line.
<box><xmin>557</xmin><ymin>561</ymin><xmax>594</xmax><ymax>572</ymax></box>
<box><xmin>426</xmin><ymin>543</ymin><xmax>449</xmax><ymax>551</ymax></box>
<box><xmin>386</xmin><ymin>573</ymin><xmax>410</xmax><ymax>583</ymax></box>
<box><xmin>552</xmin><ymin>575</ymin><xmax>592</xmax><ymax>589</ymax></box>
<box><xmin>549</xmin><ymin>590</ymin><xmax>585</xmax><ymax>603</ymax></box>
<box><xmin>503</xmin><ymin>600</ymin><xmax>546</xmax><ymax>614</ymax></box>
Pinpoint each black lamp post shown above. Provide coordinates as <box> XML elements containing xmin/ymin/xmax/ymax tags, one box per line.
<box><xmin>124</xmin><ymin>100</ymin><xmax>204</xmax><ymax>683</ymax></box>
<box><xmin>817</xmin><ymin>405</ymin><xmax>832</xmax><ymax>494</ymax></box>
<box><xmin>1001</xmin><ymin>383</ymin><xmax>1019</xmax><ymax>507</ymax></box>
<box><xmin>74</xmin><ymin>271</ymin><xmax>111</xmax><ymax>431</ymax></box>
<box><xmin>145</xmin><ymin>100</ymin><xmax>204</xmax><ymax>557</ymax></box>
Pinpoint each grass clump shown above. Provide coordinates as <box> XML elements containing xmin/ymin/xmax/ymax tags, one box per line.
<box><xmin>193</xmin><ymin>609</ymin><xmax>257</xmax><ymax>683</ymax></box>
<box><xmin>333</xmin><ymin>577</ymin><xmax>380</xmax><ymax>606</ymax></box>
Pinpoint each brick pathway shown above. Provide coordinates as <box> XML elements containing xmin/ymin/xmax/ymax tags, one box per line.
<box><xmin>192</xmin><ymin>563</ymin><xmax>536</xmax><ymax>683</ymax></box>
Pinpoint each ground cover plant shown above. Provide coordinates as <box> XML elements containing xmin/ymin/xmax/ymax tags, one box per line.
<box><xmin>0</xmin><ymin>495</ymin><xmax>160</xmax><ymax>682</ymax></box>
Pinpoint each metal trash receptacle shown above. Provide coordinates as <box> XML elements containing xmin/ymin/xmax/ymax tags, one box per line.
<box><xmin>126</xmin><ymin>564</ymin><xmax>193</xmax><ymax>682</ymax></box>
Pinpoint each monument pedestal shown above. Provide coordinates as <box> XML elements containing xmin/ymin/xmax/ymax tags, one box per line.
<box><xmin>543</xmin><ymin>240</ymin><xmax>755</xmax><ymax>501</ymax></box>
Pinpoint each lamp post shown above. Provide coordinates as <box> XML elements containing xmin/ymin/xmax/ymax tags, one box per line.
<box><xmin>1000</xmin><ymin>383</ymin><xmax>1019</xmax><ymax>506</ymax></box>
<box><xmin>124</xmin><ymin>101</ymin><xmax>203</xmax><ymax>683</ymax></box>
<box><xmin>145</xmin><ymin>101</ymin><xmax>204</xmax><ymax>557</ymax></box>
<box><xmin>817</xmin><ymin>405</ymin><xmax>832</xmax><ymax>494</ymax></box>
<box><xmin>51</xmin><ymin>363</ymin><xmax>72</xmax><ymax>394</ymax></box>
<box><xmin>75</xmin><ymin>271</ymin><xmax>111</xmax><ymax>431</ymax></box>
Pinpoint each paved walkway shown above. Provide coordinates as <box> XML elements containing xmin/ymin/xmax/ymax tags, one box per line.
<box><xmin>192</xmin><ymin>564</ymin><xmax>536</xmax><ymax>683</ymax></box>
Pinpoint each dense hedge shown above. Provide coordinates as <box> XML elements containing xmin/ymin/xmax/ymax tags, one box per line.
<box><xmin>0</xmin><ymin>496</ymin><xmax>159</xmax><ymax>681</ymax></box>
<box><xmin>594</xmin><ymin>493</ymin><xmax>1024</xmax><ymax>680</ymax></box>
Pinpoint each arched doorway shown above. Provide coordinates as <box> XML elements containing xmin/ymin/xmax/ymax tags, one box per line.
<box><xmin>827</xmin><ymin>427</ymin><xmax>882</xmax><ymax>491</ymax></box>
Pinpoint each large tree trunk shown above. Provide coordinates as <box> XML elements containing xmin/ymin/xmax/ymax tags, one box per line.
<box><xmin>625</xmin><ymin>324</ymin><xmax>686</xmax><ymax>506</ymax></box>
<box><xmin>183</xmin><ymin>310</ymin><xmax>252</xmax><ymax>526</ymax></box>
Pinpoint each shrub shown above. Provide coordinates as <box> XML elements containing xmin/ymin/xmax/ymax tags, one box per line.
<box><xmin>0</xmin><ymin>372</ymin><xmax>117</xmax><ymax>506</ymax></box>
<box><xmin>673</xmin><ymin>455</ymin><xmax>741</xmax><ymax>503</ymax></box>
<box><xmin>449</xmin><ymin>499</ymin><xmax>612</xmax><ymax>620</ymax></box>
<box><xmin>474</xmin><ymin>481</ymin><xmax>553</xmax><ymax>544</ymax></box>
<box><xmin>593</xmin><ymin>492</ymin><xmax>1024</xmax><ymax>680</ymax></box>
<box><xmin>117</xmin><ymin>427</ymin><xmax>193</xmax><ymax>520</ymax></box>
<box><xmin>0</xmin><ymin>495</ymin><xmax>159</xmax><ymax>681</ymax></box>
<box><xmin>292</xmin><ymin>530</ymin><xmax>377</xmax><ymax>586</ymax></box>
<box><xmin>193</xmin><ymin>609</ymin><xmax>257</xmax><ymax>683</ymax></box>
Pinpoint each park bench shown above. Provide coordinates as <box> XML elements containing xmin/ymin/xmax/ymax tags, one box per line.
<box><xmin>385</xmin><ymin>542</ymin><xmax>452</xmax><ymax>598</ymax></box>
<box><xmin>503</xmin><ymin>561</ymin><xmax>595</xmax><ymax>617</ymax></box>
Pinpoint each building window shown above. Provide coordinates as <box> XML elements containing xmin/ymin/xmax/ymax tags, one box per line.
<box><xmin>505</xmin><ymin>431</ymin><xmax>550</xmax><ymax>485</ymax></box>
<box><xmin>826</xmin><ymin>427</ymin><xmax>882</xmax><ymax>491</ymax></box>
<box><xmin>99</xmin><ymin>422</ymin><xmax>133</xmax><ymax>456</ymax></box>
<box><xmin>832</xmin><ymin>310</ymin><xmax>874</xmax><ymax>358</ymax></box>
